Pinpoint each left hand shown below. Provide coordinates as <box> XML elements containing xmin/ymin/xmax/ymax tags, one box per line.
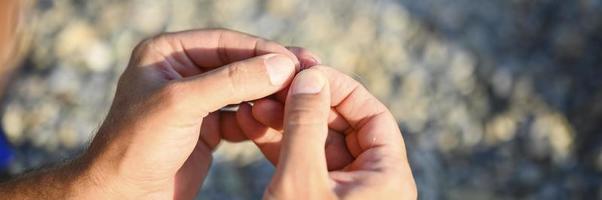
<box><xmin>82</xmin><ymin>29</ymin><xmax>302</xmax><ymax>199</ymax></box>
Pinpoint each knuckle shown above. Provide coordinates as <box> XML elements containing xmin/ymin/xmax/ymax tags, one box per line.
<box><xmin>133</xmin><ymin>36</ymin><xmax>159</xmax><ymax>55</ymax></box>
<box><xmin>131</xmin><ymin>39</ymin><xmax>152</xmax><ymax>61</ymax></box>
<box><xmin>131</xmin><ymin>34</ymin><xmax>169</xmax><ymax>64</ymax></box>
<box><xmin>134</xmin><ymin>33</ymin><xmax>172</xmax><ymax>54</ymax></box>
<box><xmin>224</xmin><ymin>64</ymin><xmax>250</xmax><ymax>101</ymax></box>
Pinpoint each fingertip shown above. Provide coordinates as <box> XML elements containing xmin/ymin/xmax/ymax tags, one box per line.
<box><xmin>273</xmin><ymin>86</ymin><xmax>289</xmax><ymax>103</ymax></box>
<box><xmin>289</xmin><ymin>68</ymin><xmax>328</xmax><ymax>95</ymax></box>
<box><xmin>255</xmin><ymin>40</ymin><xmax>301</xmax><ymax>71</ymax></box>
<box><xmin>199</xmin><ymin>112</ymin><xmax>222</xmax><ymax>149</ymax></box>
<box><xmin>286</xmin><ymin>46</ymin><xmax>322</xmax><ymax>69</ymax></box>
<box><xmin>252</xmin><ymin>98</ymin><xmax>285</xmax><ymax>130</ymax></box>
<box><xmin>219</xmin><ymin>111</ymin><xmax>248</xmax><ymax>142</ymax></box>
<box><xmin>236</xmin><ymin>102</ymin><xmax>269</xmax><ymax>141</ymax></box>
<box><xmin>264</xmin><ymin>54</ymin><xmax>296</xmax><ymax>86</ymax></box>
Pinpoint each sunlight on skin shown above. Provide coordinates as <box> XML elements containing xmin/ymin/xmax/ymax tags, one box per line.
<box><xmin>0</xmin><ymin>28</ymin><xmax>416</xmax><ymax>200</ymax></box>
<box><xmin>232</xmin><ymin>66</ymin><xmax>417</xmax><ymax>199</ymax></box>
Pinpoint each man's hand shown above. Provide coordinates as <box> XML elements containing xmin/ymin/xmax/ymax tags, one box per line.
<box><xmin>0</xmin><ymin>27</ymin><xmax>416</xmax><ymax>199</ymax></box>
<box><xmin>85</xmin><ymin>29</ymin><xmax>306</xmax><ymax>199</ymax></box>
<box><xmin>237</xmin><ymin>66</ymin><xmax>417</xmax><ymax>199</ymax></box>
<box><xmin>0</xmin><ymin>29</ymin><xmax>304</xmax><ymax>199</ymax></box>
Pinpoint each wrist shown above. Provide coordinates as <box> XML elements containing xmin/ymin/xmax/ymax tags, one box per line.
<box><xmin>58</xmin><ymin>156</ymin><xmax>119</xmax><ymax>199</ymax></box>
<box><xmin>70</xmin><ymin>146</ymin><xmax>149</xmax><ymax>199</ymax></box>
<box><xmin>76</xmin><ymin>127</ymin><xmax>167</xmax><ymax>199</ymax></box>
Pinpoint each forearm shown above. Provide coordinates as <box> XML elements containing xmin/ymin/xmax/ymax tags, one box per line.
<box><xmin>0</xmin><ymin>157</ymin><xmax>106</xmax><ymax>199</ymax></box>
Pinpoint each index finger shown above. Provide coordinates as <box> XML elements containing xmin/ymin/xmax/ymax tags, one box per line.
<box><xmin>136</xmin><ymin>28</ymin><xmax>300</xmax><ymax>77</ymax></box>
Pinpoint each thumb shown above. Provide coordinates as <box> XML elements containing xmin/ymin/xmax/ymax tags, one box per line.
<box><xmin>170</xmin><ymin>53</ymin><xmax>296</xmax><ymax>118</ymax></box>
<box><xmin>268</xmin><ymin>68</ymin><xmax>333</xmax><ymax>198</ymax></box>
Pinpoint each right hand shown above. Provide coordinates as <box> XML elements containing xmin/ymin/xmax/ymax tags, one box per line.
<box><xmin>237</xmin><ymin>66</ymin><xmax>417</xmax><ymax>199</ymax></box>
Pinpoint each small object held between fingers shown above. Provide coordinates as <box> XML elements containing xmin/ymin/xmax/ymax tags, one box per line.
<box><xmin>220</xmin><ymin>104</ymin><xmax>244</xmax><ymax>112</ymax></box>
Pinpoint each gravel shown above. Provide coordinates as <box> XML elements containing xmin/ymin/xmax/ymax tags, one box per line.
<box><xmin>1</xmin><ymin>0</ymin><xmax>601</xmax><ymax>199</ymax></box>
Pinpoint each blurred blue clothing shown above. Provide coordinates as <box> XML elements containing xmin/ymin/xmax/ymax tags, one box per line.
<box><xmin>0</xmin><ymin>126</ymin><xmax>13</xmax><ymax>168</ymax></box>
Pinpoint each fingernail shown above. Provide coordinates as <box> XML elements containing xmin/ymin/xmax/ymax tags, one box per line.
<box><xmin>265</xmin><ymin>54</ymin><xmax>295</xmax><ymax>86</ymax></box>
<box><xmin>290</xmin><ymin>70</ymin><xmax>324</xmax><ymax>94</ymax></box>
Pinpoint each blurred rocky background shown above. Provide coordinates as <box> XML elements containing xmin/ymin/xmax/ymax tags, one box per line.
<box><xmin>1</xmin><ymin>0</ymin><xmax>601</xmax><ymax>199</ymax></box>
